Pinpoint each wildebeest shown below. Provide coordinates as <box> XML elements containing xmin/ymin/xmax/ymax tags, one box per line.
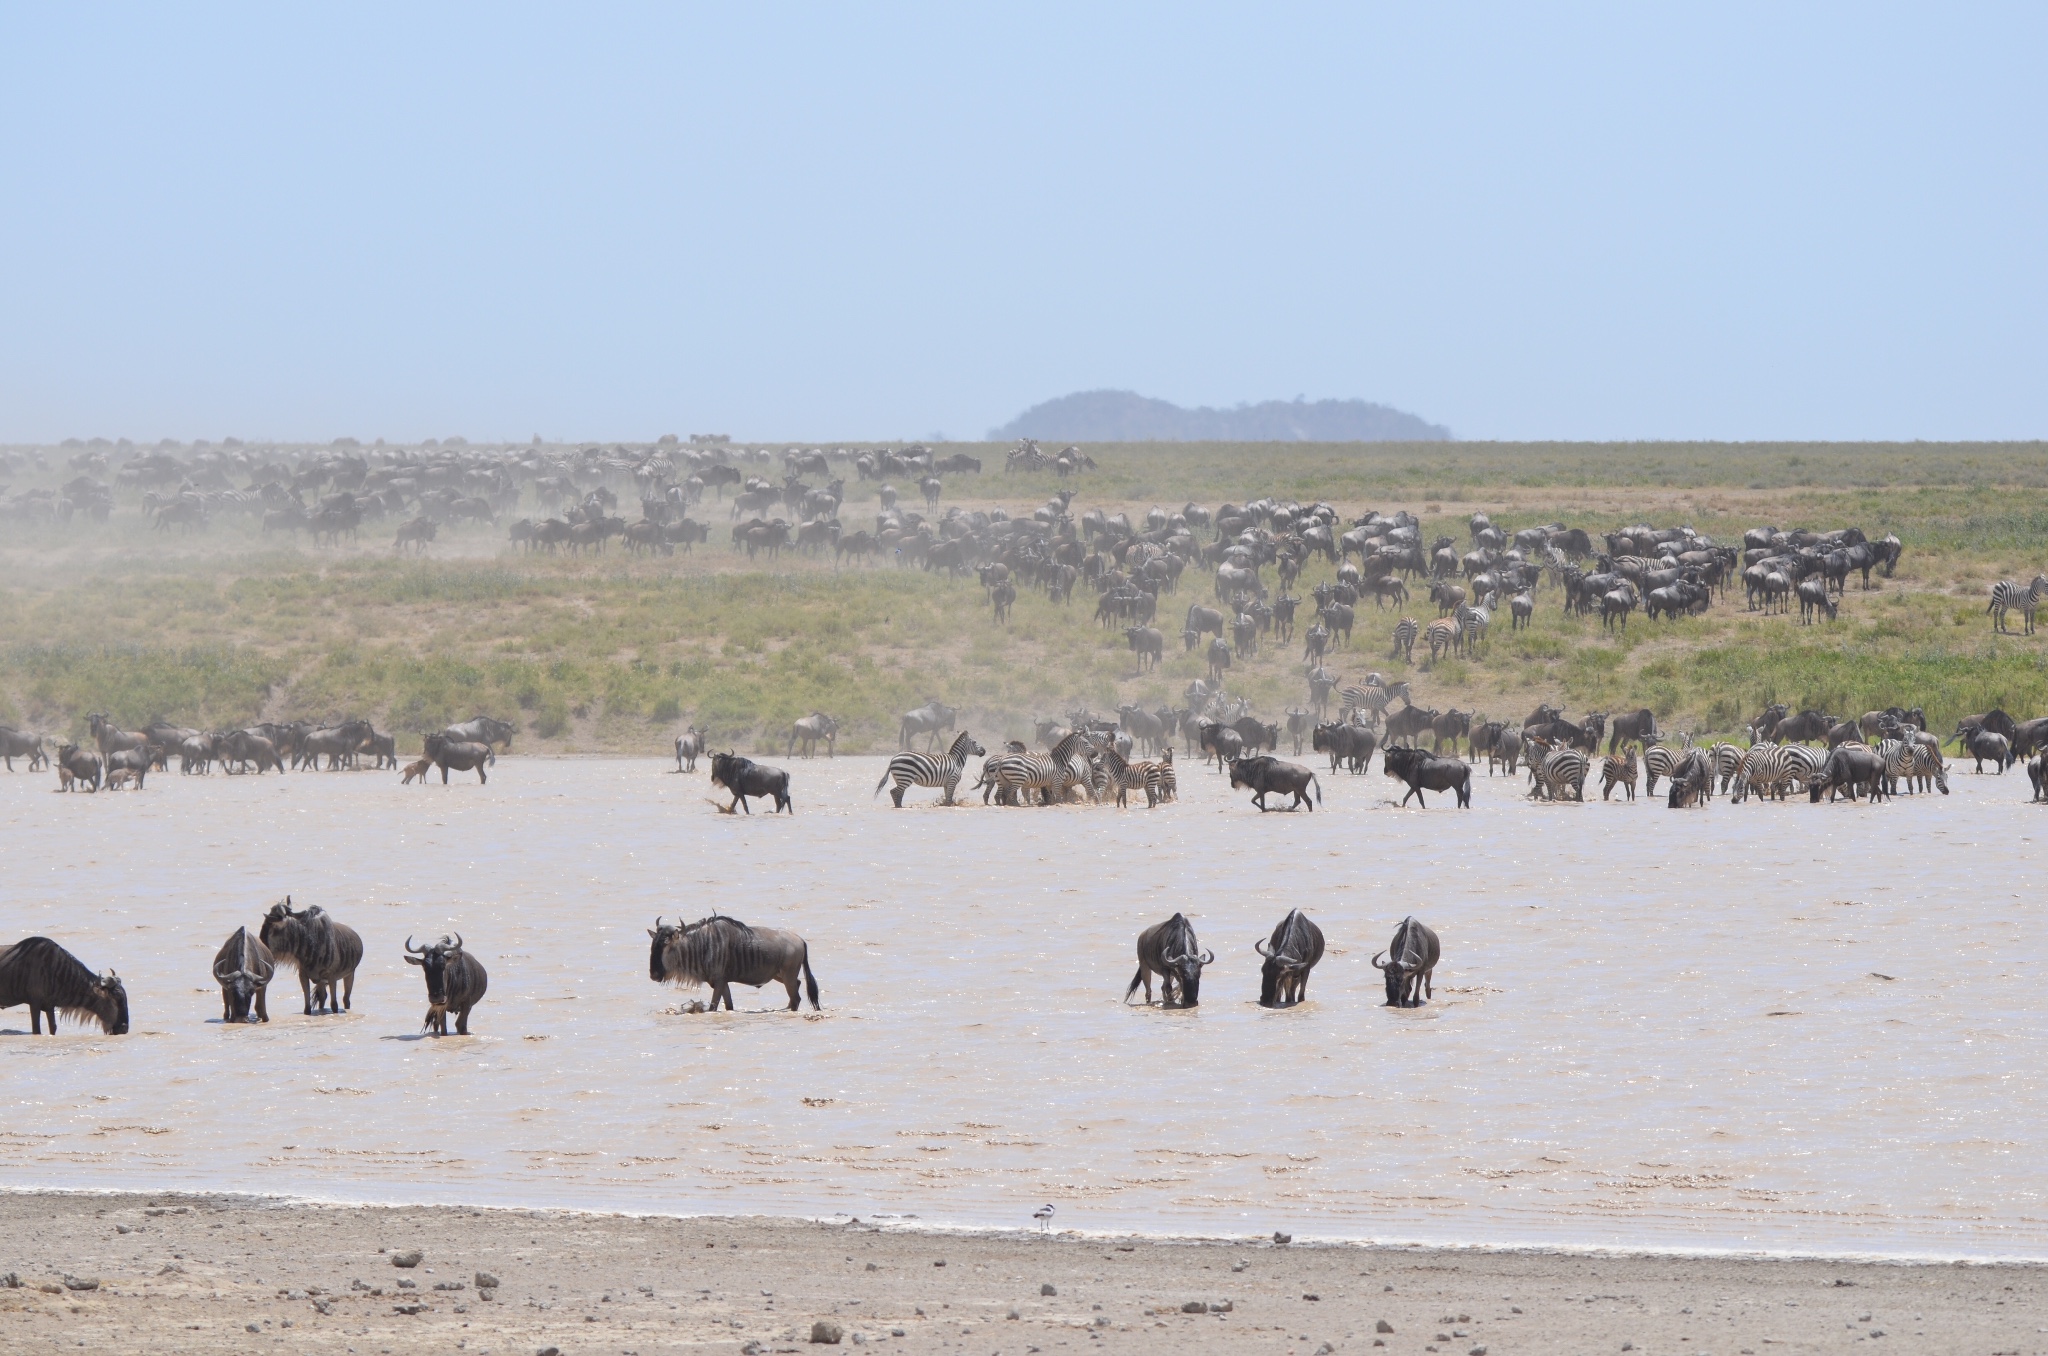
<box><xmin>0</xmin><ymin>936</ymin><xmax>130</xmax><ymax>1035</ymax></box>
<box><xmin>1123</xmin><ymin>913</ymin><xmax>1213</xmax><ymax>1008</ymax></box>
<box><xmin>1256</xmin><ymin>909</ymin><xmax>1325</xmax><ymax>1009</ymax></box>
<box><xmin>673</xmin><ymin>724</ymin><xmax>705</xmax><ymax>772</ymax></box>
<box><xmin>1372</xmin><ymin>916</ymin><xmax>1440</xmax><ymax>1008</ymax></box>
<box><xmin>444</xmin><ymin>714</ymin><xmax>515</xmax><ymax>750</ymax></box>
<box><xmin>1607</xmin><ymin>707</ymin><xmax>1659</xmax><ymax>754</ymax></box>
<box><xmin>0</xmin><ymin>726</ymin><xmax>48</xmax><ymax>771</ymax></box>
<box><xmin>1381</xmin><ymin>745</ymin><xmax>1472</xmax><ymax>807</ymax></box>
<box><xmin>404</xmin><ymin>934</ymin><xmax>489</xmax><ymax>1035</ymax></box>
<box><xmin>1968</xmin><ymin>729</ymin><xmax>2012</xmax><ymax>774</ymax></box>
<box><xmin>647</xmin><ymin>914</ymin><xmax>820</xmax><ymax>1011</ymax></box>
<box><xmin>1383</xmin><ymin>703</ymin><xmax>1436</xmax><ymax>748</ymax></box>
<box><xmin>709</xmin><ymin>750</ymin><xmax>794</xmax><ymax>813</ymax></box>
<box><xmin>421</xmin><ymin>731</ymin><xmax>493</xmax><ymax>784</ymax></box>
<box><xmin>1228</xmin><ymin>755</ymin><xmax>1321</xmax><ymax>811</ymax></box>
<box><xmin>898</xmin><ymin>700</ymin><xmax>959</xmax><ymax>751</ymax></box>
<box><xmin>54</xmin><ymin>744</ymin><xmax>102</xmax><ymax>792</ymax></box>
<box><xmin>106</xmin><ymin>745</ymin><xmax>152</xmax><ymax>789</ymax></box>
<box><xmin>1125</xmin><ymin>625</ymin><xmax>1165</xmax><ymax>673</ymax></box>
<box><xmin>211</xmin><ymin>926</ymin><xmax>275</xmax><ymax>1024</ymax></box>
<box><xmin>1810</xmin><ymin>743</ymin><xmax>1890</xmax><ymax>801</ymax></box>
<box><xmin>259</xmin><ymin>896</ymin><xmax>363</xmax><ymax>1016</ymax></box>
<box><xmin>787</xmin><ymin>712</ymin><xmax>840</xmax><ymax>758</ymax></box>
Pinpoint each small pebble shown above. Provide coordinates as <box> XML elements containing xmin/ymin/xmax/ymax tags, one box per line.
<box><xmin>1377</xmin><ymin>1319</ymin><xmax>1395</xmax><ymax>1333</ymax></box>
<box><xmin>1042</xmin><ymin>1283</ymin><xmax>1057</xmax><ymax>1296</ymax></box>
<box><xmin>390</xmin><ymin>1249</ymin><xmax>423</xmax><ymax>1269</ymax></box>
<box><xmin>475</xmin><ymin>1271</ymin><xmax>500</xmax><ymax>1290</ymax></box>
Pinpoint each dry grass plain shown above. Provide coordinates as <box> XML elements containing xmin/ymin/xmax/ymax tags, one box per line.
<box><xmin>4</xmin><ymin>439</ymin><xmax>2048</xmax><ymax>753</ymax></box>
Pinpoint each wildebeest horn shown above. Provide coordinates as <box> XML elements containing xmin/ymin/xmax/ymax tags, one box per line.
<box><xmin>1199</xmin><ymin>949</ymin><xmax>1214</xmax><ymax>965</ymax></box>
<box><xmin>405</xmin><ymin>935</ymin><xmax>423</xmax><ymax>954</ymax></box>
<box><xmin>1255</xmin><ymin>938</ymin><xmax>1272</xmax><ymax>957</ymax></box>
<box><xmin>450</xmin><ymin>932</ymin><xmax>463</xmax><ymax>951</ymax></box>
<box><xmin>1371</xmin><ymin>950</ymin><xmax>1388</xmax><ymax>969</ymax></box>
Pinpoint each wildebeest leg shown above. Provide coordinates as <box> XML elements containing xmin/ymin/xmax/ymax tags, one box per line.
<box><xmin>31</xmin><ymin>1006</ymin><xmax>43</xmax><ymax>1034</ymax></box>
<box><xmin>783</xmin><ymin>973</ymin><xmax>802</xmax><ymax>1010</ymax></box>
<box><xmin>455</xmin><ymin>1004</ymin><xmax>471</xmax><ymax>1036</ymax></box>
<box><xmin>301</xmin><ymin>972</ymin><xmax>315</xmax><ymax>1016</ymax></box>
<box><xmin>442</xmin><ymin>763</ymin><xmax>450</xmax><ymax>784</ymax></box>
<box><xmin>714</xmin><ymin>982</ymin><xmax>735</xmax><ymax>1011</ymax></box>
<box><xmin>340</xmin><ymin>972</ymin><xmax>354</xmax><ymax>1011</ymax></box>
<box><xmin>256</xmin><ymin>984</ymin><xmax>269</xmax><ymax>1023</ymax></box>
<box><xmin>476</xmin><ymin>764</ymin><xmax>487</xmax><ymax>784</ymax></box>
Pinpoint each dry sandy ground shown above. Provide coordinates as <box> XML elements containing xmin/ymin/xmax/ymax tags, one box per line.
<box><xmin>2</xmin><ymin>1193</ymin><xmax>2043</xmax><ymax>1355</ymax></box>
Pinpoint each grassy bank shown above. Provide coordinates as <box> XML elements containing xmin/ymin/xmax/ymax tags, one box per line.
<box><xmin>5</xmin><ymin>441</ymin><xmax>2048</xmax><ymax>752</ymax></box>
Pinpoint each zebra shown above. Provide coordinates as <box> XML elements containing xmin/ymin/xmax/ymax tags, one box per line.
<box><xmin>1908</xmin><ymin>739</ymin><xmax>1950</xmax><ymax>794</ymax></box>
<box><xmin>1709</xmin><ymin>741</ymin><xmax>1745</xmax><ymax>793</ymax></box>
<box><xmin>1102</xmin><ymin>746</ymin><xmax>1176</xmax><ymax>807</ymax></box>
<box><xmin>1456</xmin><ymin>601</ymin><xmax>1491</xmax><ymax>656</ymax></box>
<box><xmin>1642</xmin><ymin>739</ymin><xmax>1683</xmax><ymax>795</ymax></box>
<box><xmin>1390</xmin><ymin>616</ymin><xmax>1419</xmax><ymax>662</ymax></box>
<box><xmin>874</xmin><ymin>731</ymin><xmax>986</xmax><ymax>807</ymax></box>
<box><xmin>1532</xmin><ymin>747</ymin><xmax>1589</xmax><ymax>801</ymax></box>
<box><xmin>1424</xmin><ymin>617</ymin><xmax>1459</xmax><ymax>663</ymax></box>
<box><xmin>1599</xmin><ymin>745</ymin><xmax>1637</xmax><ymax>801</ymax></box>
<box><xmin>983</xmin><ymin>732</ymin><xmax>1089</xmax><ymax>806</ymax></box>
<box><xmin>1989</xmin><ymin>575</ymin><xmax>2048</xmax><ymax>634</ymax></box>
<box><xmin>1340</xmin><ymin>684</ymin><xmax>1392</xmax><ymax>726</ymax></box>
<box><xmin>1732</xmin><ymin>743</ymin><xmax>1827</xmax><ymax>803</ymax></box>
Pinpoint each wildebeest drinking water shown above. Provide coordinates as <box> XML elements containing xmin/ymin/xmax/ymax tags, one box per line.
<box><xmin>1123</xmin><ymin>912</ymin><xmax>1213</xmax><ymax>1008</ymax></box>
<box><xmin>1256</xmin><ymin>908</ymin><xmax>1326</xmax><ymax>1009</ymax></box>
<box><xmin>709</xmin><ymin>751</ymin><xmax>793</xmax><ymax>814</ymax></box>
<box><xmin>647</xmin><ymin>914</ymin><xmax>820</xmax><ymax>1011</ymax></box>
<box><xmin>259</xmin><ymin>897</ymin><xmax>364</xmax><ymax>1016</ymax></box>
<box><xmin>404</xmin><ymin>934</ymin><xmax>489</xmax><ymax>1035</ymax></box>
<box><xmin>0</xmin><ymin>936</ymin><xmax>129</xmax><ymax>1035</ymax></box>
<box><xmin>1372</xmin><ymin>916</ymin><xmax>1441</xmax><ymax>1008</ymax></box>
<box><xmin>421</xmin><ymin>732</ymin><xmax>494</xmax><ymax>784</ymax></box>
<box><xmin>211</xmin><ymin>926</ymin><xmax>276</xmax><ymax>1024</ymax></box>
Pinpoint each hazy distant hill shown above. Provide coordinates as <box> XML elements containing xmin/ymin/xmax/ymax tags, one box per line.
<box><xmin>990</xmin><ymin>389</ymin><xmax>1450</xmax><ymax>442</ymax></box>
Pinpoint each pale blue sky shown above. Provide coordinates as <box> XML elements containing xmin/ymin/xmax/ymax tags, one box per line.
<box><xmin>1</xmin><ymin>4</ymin><xmax>2041</xmax><ymax>443</ymax></box>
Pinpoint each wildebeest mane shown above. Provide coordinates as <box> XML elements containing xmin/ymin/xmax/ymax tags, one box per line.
<box><xmin>0</xmin><ymin>936</ymin><xmax>128</xmax><ymax>1033</ymax></box>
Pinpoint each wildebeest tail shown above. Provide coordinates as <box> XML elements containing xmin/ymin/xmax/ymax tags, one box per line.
<box><xmin>802</xmin><ymin>947</ymin><xmax>821</xmax><ymax>1010</ymax></box>
<box><xmin>1308</xmin><ymin>772</ymin><xmax>1322</xmax><ymax>807</ymax></box>
<box><xmin>1122</xmin><ymin>966</ymin><xmax>1145</xmax><ymax>1005</ymax></box>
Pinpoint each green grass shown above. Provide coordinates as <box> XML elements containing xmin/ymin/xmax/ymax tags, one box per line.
<box><xmin>6</xmin><ymin>439</ymin><xmax>2048</xmax><ymax>751</ymax></box>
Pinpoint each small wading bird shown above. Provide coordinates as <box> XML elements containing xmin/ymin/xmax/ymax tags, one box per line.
<box><xmin>1033</xmin><ymin>1204</ymin><xmax>1055</xmax><ymax>1233</ymax></box>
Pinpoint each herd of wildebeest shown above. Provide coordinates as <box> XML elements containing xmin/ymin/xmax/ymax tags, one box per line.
<box><xmin>0</xmin><ymin>892</ymin><xmax>1432</xmax><ymax>1038</ymax></box>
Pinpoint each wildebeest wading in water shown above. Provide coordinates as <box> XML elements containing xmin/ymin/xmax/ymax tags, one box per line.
<box><xmin>1373</xmin><ymin>916</ymin><xmax>1440</xmax><ymax>1008</ymax></box>
<box><xmin>421</xmin><ymin>732</ymin><xmax>493</xmax><ymax>784</ymax></box>
<box><xmin>1381</xmin><ymin>745</ymin><xmax>1472</xmax><ymax>807</ymax></box>
<box><xmin>709</xmin><ymin>751</ymin><xmax>793</xmax><ymax>814</ymax></box>
<box><xmin>0</xmin><ymin>936</ymin><xmax>129</xmax><ymax>1035</ymax></box>
<box><xmin>404</xmin><ymin>934</ymin><xmax>489</xmax><ymax>1035</ymax></box>
<box><xmin>1124</xmin><ymin>913</ymin><xmax>1213</xmax><ymax>1009</ymax></box>
<box><xmin>211</xmin><ymin>926</ymin><xmax>275</xmax><ymax>1024</ymax></box>
<box><xmin>259</xmin><ymin>896</ymin><xmax>364</xmax><ymax>1016</ymax></box>
<box><xmin>648</xmin><ymin>915</ymin><xmax>820</xmax><ymax>1011</ymax></box>
<box><xmin>1227</xmin><ymin>755</ymin><xmax>1321</xmax><ymax>811</ymax></box>
<box><xmin>1256</xmin><ymin>908</ymin><xmax>1325</xmax><ymax>1008</ymax></box>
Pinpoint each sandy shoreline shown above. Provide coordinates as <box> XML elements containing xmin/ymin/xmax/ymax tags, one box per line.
<box><xmin>2</xmin><ymin>1193</ymin><xmax>2044</xmax><ymax>1354</ymax></box>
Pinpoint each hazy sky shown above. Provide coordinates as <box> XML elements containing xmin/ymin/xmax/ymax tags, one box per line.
<box><xmin>2</xmin><ymin>5</ymin><xmax>2041</xmax><ymax>443</ymax></box>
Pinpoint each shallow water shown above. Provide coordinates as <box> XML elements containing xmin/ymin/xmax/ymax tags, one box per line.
<box><xmin>2</xmin><ymin>754</ymin><xmax>2044</xmax><ymax>1257</ymax></box>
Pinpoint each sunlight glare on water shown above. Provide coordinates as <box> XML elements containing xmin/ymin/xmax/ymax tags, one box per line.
<box><xmin>2</xmin><ymin>754</ymin><xmax>2043</xmax><ymax>1258</ymax></box>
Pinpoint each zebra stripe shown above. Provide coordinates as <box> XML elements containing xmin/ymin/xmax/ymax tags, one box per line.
<box><xmin>1989</xmin><ymin>575</ymin><xmax>2048</xmax><ymax>634</ymax></box>
<box><xmin>1709</xmin><ymin>742</ymin><xmax>1745</xmax><ymax>793</ymax></box>
<box><xmin>1533</xmin><ymin>748</ymin><xmax>1589</xmax><ymax>801</ymax></box>
<box><xmin>1455</xmin><ymin>602</ymin><xmax>1491</xmax><ymax>655</ymax></box>
<box><xmin>1424</xmin><ymin>617</ymin><xmax>1459</xmax><ymax>661</ymax></box>
<box><xmin>876</xmin><ymin>731</ymin><xmax>984</xmax><ymax>807</ymax></box>
<box><xmin>1731</xmin><ymin>743</ymin><xmax>1828</xmax><ymax>802</ymax></box>
<box><xmin>1390</xmin><ymin>616</ymin><xmax>1419</xmax><ymax>661</ymax></box>
<box><xmin>1599</xmin><ymin>746</ymin><xmax>1637</xmax><ymax>801</ymax></box>
<box><xmin>1642</xmin><ymin>741</ymin><xmax>1681</xmax><ymax>794</ymax></box>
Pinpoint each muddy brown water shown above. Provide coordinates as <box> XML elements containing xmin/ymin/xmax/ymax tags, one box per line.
<box><xmin>2</xmin><ymin>755</ymin><xmax>2043</xmax><ymax>1258</ymax></box>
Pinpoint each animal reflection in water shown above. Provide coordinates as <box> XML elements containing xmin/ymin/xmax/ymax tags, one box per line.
<box><xmin>648</xmin><ymin>914</ymin><xmax>820</xmax><ymax>1011</ymax></box>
